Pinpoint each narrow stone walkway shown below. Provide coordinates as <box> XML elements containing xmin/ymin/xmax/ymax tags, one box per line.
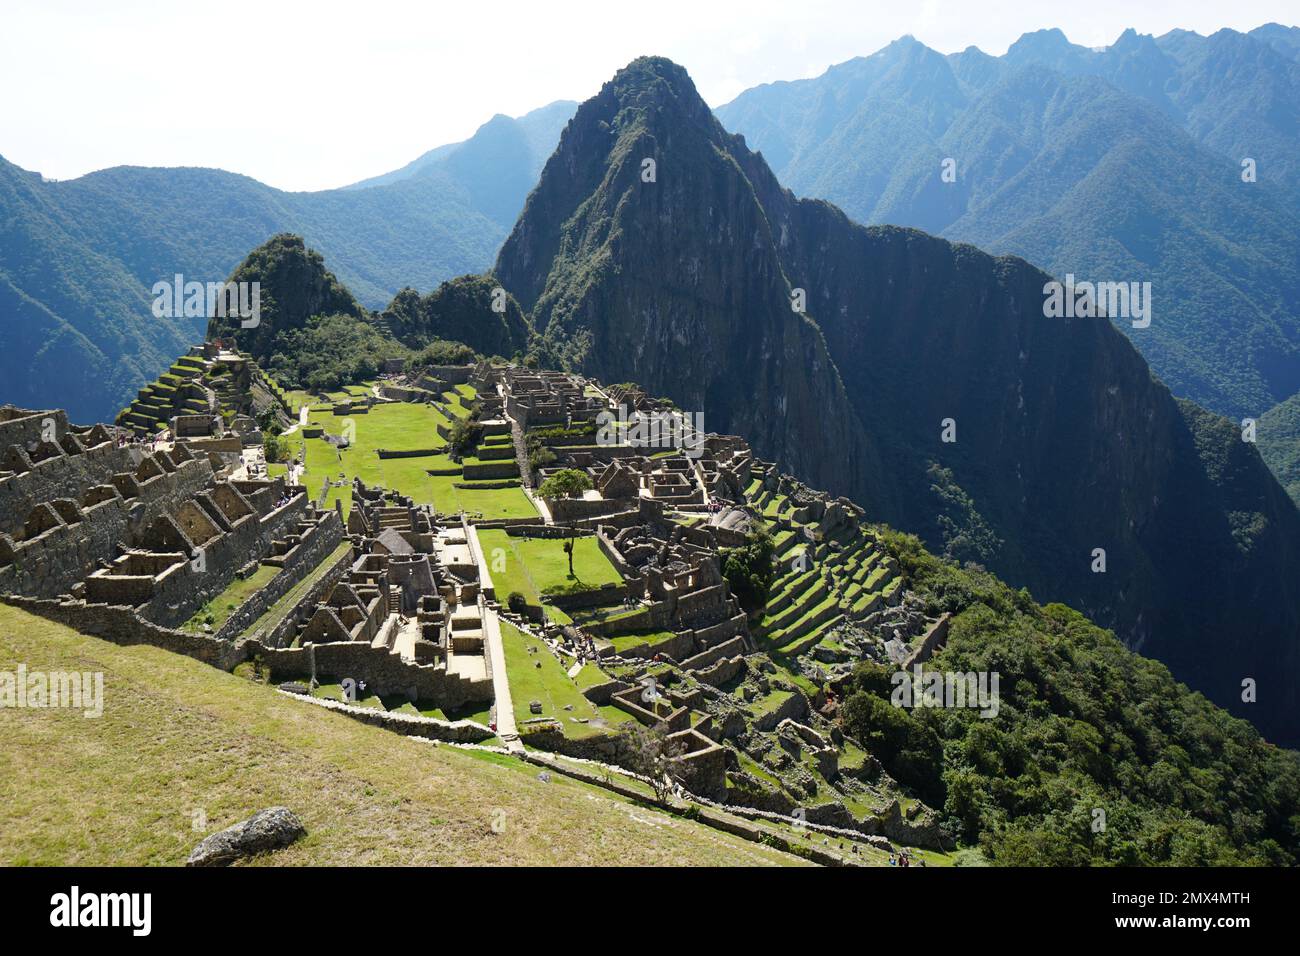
<box><xmin>481</xmin><ymin>603</ymin><xmax>523</xmax><ymax>753</ymax></box>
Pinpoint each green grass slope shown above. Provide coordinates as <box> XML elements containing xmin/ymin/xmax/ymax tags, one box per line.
<box><xmin>0</xmin><ymin>605</ymin><xmax>801</xmax><ymax>866</ymax></box>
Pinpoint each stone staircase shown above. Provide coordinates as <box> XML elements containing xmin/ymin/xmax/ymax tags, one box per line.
<box><xmin>376</xmin><ymin>507</ymin><xmax>412</xmax><ymax>532</ymax></box>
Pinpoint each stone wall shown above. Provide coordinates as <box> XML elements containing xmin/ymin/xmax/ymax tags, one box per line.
<box><xmin>139</xmin><ymin>494</ymin><xmax>313</xmax><ymax>629</ymax></box>
<box><xmin>544</xmin><ymin>581</ymin><xmax>628</xmax><ymax>611</ymax></box>
<box><xmin>253</xmin><ymin>639</ymin><xmax>493</xmax><ymax>710</ymax></box>
<box><xmin>549</xmin><ymin>496</ymin><xmax>631</xmax><ymax>523</ymax></box>
<box><xmin>461</xmin><ymin>459</ymin><xmax>520</xmax><ymax>481</ymax></box>
<box><xmin>0</xmin><ymin>440</ymin><xmax>135</xmax><ymax>537</ymax></box>
<box><xmin>902</xmin><ymin>613</ymin><xmax>952</xmax><ymax>668</ymax></box>
<box><xmin>0</xmin><ymin>594</ymin><xmax>245</xmax><ymax>670</ymax></box>
<box><xmin>428</xmin><ymin>365</ymin><xmax>472</xmax><ymax>386</ymax></box>
<box><xmin>0</xmin><ymin>457</ymin><xmax>217</xmax><ymax>600</ymax></box>
<box><xmin>0</xmin><ymin>407</ymin><xmax>67</xmax><ymax>450</ymax></box>
<box><xmin>256</xmin><ymin>547</ymin><xmax>356</xmax><ymax>648</ymax></box>
<box><xmin>375</xmin><ymin>447</ymin><xmax>442</xmax><ymax>459</ymax></box>
<box><xmin>278</xmin><ymin>690</ymin><xmax>493</xmax><ymax>743</ymax></box>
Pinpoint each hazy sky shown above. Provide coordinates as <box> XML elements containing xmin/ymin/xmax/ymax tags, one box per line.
<box><xmin>1</xmin><ymin>0</ymin><xmax>1293</xmax><ymax>191</ymax></box>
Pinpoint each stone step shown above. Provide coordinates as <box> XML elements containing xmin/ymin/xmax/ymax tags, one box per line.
<box><xmin>759</xmin><ymin>576</ymin><xmax>830</xmax><ymax>637</ymax></box>
<box><xmin>776</xmin><ymin>612</ymin><xmax>846</xmax><ymax>657</ymax></box>
<box><xmin>764</xmin><ymin>570</ymin><xmax>819</xmax><ymax>618</ymax></box>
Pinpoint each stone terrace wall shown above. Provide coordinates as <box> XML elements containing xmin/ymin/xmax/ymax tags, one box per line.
<box><xmin>1</xmin><ymin>595</ymin><xmax>245</xmax><ymax>670</ymax></box>
<box><xmin>545</xmin><ymin>581</ymin><xmax>628</xmax><ymax>611</ymax></box>
<box><xmin>140</xmin><ymin>494</ymin><xmax>313</xmax><ymax>629</ymax></box>
<box><xmin>278</xmin><ymin>690</ymin><xmax>493</xmax><ymax>743</ymax></box>
<box><xmin>257</xmin><ymin>546</ymin><xmax>355</xmax><ymax>648</ymax></box>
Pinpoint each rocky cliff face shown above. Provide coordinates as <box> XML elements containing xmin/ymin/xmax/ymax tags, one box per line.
<box><xmin>495</xmin><ymin>56</ymin><xmax>1300</xmax><ymax>744</ymax></box>
<box><xmin>495</xmin><ymin>58</ymin><xmax>891</xmax><ymax>511</ymax></box>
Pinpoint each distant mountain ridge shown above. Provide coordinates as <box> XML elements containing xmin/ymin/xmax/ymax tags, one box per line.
<box><xmin>344</xmin><ymin>100</ymin><xmax>576</xmax><ymax>210</ymax></box>
<box><xmin>0</xmin><ymin>103</ymin><xmax>574</xmax><ymax>421</ymax></box>
<box><xmin>495</xmin><ymin>55</ymin><xmax>1300</xmax><ymax>746</ymax></box>
<box><xmin>714</xmin><ymin>25</ymin><xmax>1300</xmax><ymax>423</ymax></box>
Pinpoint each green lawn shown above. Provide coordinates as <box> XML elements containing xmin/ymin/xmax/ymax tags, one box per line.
<box><xmin>479</xmin><ymin>530</ymin><xmax>622</xmax><ymax>607</ymax></box>
<box><xmin>285</xmin><ymin>397</ymin><xmax>535</xmax><ymax>520</ymax></box>
<box><xmin>180</xmin><ymin>563</ymin><xmax>281</xmax><ymax>634</ymax></box>
<box><xmin>572</xmin><ymin>663</ymin><xmax>612</xmax><ymax>691</ymax></box>
<box><xmin>498</xmin><ymin>621</ymin><xmax>633</xmax><ymax>739</ymax></box>
<box><xmin>605</xmin><ymin>629</ymin><xmax>678</xmax><ymax>654</ymax></box>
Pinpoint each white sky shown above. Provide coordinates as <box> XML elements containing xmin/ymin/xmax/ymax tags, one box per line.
<box><xmin>1</xmin><ymin>0</ymin><xmax>1293</xmax><ymax>191</ymax></box>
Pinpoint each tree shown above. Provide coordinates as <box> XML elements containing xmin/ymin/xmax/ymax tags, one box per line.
<box><xmin>537</xmin><ymin>468</ymin><xmax>592</xmax><ymax>500</ymax></box>
<box><xmin>721</xmin><ymin>527</ymin><xmax>776</xmax><ymax>612</ymax></box>
<box><xmin>617</xmin><ymin>722</ymin><xmax>685</xmax><ymax>803</ymax></box>
<box><xmin>446</xmin><ymin>416</ymin><xmax>481</xmax><ymax>459</ymax></box>
<box><xmin>537</xmin><ymin>469</ymin><xmax>594</xmax><ymax>578</ymax></box>
<box><xmin>263</xmin><ymin>431</ymin><xmax>289</xmax><ymax>464</ymax></box>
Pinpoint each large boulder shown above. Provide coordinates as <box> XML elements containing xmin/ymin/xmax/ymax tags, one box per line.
<box><xmin>186</xmin><ymin>807</ymin><xmax>306</xmax><ymax>867</ymax></box>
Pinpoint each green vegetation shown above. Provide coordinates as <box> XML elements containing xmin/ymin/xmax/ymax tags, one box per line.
<box><xmin>498</xmin><ymin>620</ymin><xmax>633</xmax><ymax>738</ymax></box>
<box><xmin>285</xmin><ymin>396</ymin><xmax>536</xmax><ymax>521</ymax></box>
<box><xmin>721</xmin><ymin>526</ymin><xmax>776</xmax><ymax>612</ymax></box>
<box><xmin>537</xmin><ymin>468</ymin><xmax>593</xmax><ymax>500</ymax></box>
<box><xmin>411</xmin><ymin>339</ymin><xmax>478</xmax><ymax>367</ymax></box>
<box><xmin>385</xmin><ymin>275</ymin><xmax>530</xmax><ymax>359</ymax></box>
<box><xmin>498</xmin><ymin>53</ymin><xmax>1300</xmax><ymax>746</ymax></box>
<box><xmin>715</xmin><ymin>29</ymin><xmax>1300</xmax><ymax>419</ymax></box>
<box><xmin>836</xmin><ymin>529</ymin><xmax>1300</xmax><ymax>866</ymax></box>
<box><xmin>445</xmin><ymin>416</ymin><xmax>481</xmax><ymax>459</ymax></box>
<box><xmin>240</xmin><ymin>542</ymin><xmax>352</xmax><ymax>640</ymax></box>
<box><xmin>266</xmin><ymin>314</ymin><xmax>405</xmax><ymax>393</ymax></box>
<box><xmin>263</xmin><ymin>431</ymin><xmax>292</xmax><ymax>464</ymax></box>
<box><xmin>479</xmin><ymin>530</ymin><xmax>622</xmax><ymax>607</ymax></box>
<box><xmin>1258</xmin><ymin>389</ymin><xmax>1300</xmax><ymax>507</ymax></box>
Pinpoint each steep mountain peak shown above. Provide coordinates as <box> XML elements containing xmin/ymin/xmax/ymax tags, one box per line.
<box><xmin>499</xmin><ymin>56</ymin><xmax>1300</xmax><ymax>745</ymax></box>
<box><xmin>1110</xmin><ymin>27</ymin><xmax>1158</xmax><ymax>53</ymax></box>
<box><xmin>496</xmin><ymin>55</ymin><xmax>884</xmax><ymax>508</ymax></box>
<box><xmin>601</xmin><ymin>55</ymin><xmax>710</xmax><ymax>119</ymax></box>
<box><xmin>1004</xmin><ymin>27</ymin><xmax>1090</xmax><ymax>66</ymax></box>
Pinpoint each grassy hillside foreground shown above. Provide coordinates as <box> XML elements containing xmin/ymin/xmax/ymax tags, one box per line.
<box><xmin>0</xmin><ymin>605</ymin><xmax>802</xmax><ymax>866</ymax></box>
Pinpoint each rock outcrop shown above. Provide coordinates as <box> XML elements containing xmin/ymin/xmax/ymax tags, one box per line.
<box><xmin>185</xmin><ymin>807</ymin><xmax>307</xmax><ymax>867</ymax></box>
